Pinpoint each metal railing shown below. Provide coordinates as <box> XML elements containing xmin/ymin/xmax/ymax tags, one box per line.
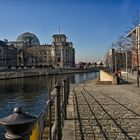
<box><xmin>0</xmin><ymin>77</ymin><xmax>70</xmax><ymax>140</ymax></box>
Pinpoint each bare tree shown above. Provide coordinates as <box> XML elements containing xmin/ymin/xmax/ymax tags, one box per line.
<box><xmin>113</xmin><ymin>36</ymin><xmax>131</xmax><ymax>76</ymax></box>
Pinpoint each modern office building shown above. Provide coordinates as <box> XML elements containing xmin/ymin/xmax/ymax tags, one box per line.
<box><xmin>127</xmin><ymin>24</ymin><xmax>140</xmax><ymax>70</ymax></box>
<box><xmin>105</xmin><ymin>48</ymin><xmax>132</xmax><ymax>72</ymax></box>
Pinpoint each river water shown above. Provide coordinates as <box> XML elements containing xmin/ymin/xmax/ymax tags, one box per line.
<box><xmin>0</xmin><ymin>72</ymin><xmax>99</xmax><ymax>139</ymax></box>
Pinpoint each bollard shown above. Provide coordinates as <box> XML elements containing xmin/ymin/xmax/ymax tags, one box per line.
<box><xmin>0</xmin><ymin>107</ymin><xmax>36</xmax><ymax>140</ymax></box>
<box><xmin>55</xmin><ymin>82</ymin><xmax>62</xmax><ymax>140</ymax></box>
<box><xmin>63</xmin><ymin>79</ymin><xmax>67</xmax><ymax>120</ymax></box>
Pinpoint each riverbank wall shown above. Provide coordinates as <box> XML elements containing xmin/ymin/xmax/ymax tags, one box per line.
<box><xmin>0</xmin><ymin>68</ymin><xmax>99</xmax><ymax>80</ymax></box>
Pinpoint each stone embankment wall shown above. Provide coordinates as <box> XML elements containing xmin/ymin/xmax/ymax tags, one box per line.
<box><xmin>0</xmin><ymin>68</ymin><xmax>98</xmax><ymax>80</ymax></box>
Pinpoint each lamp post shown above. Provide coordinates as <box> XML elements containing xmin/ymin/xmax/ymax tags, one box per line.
<box><xmin>115</xmin><ymin>53</ymin><xmax>117</xmax><ymax>73</ymax></box>
<box><xmin>126</xmin><ymin>50</ymin><xmax>128</xmax><ymax>82</ymax></box>
<box><xmin>136</xmin><ymin>26</ymin><xmax>140</xmax><ymax>87</ymax></box>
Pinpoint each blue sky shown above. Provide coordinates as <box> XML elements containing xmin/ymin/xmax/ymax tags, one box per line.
<box><xmin>0</xmin><ymin>0</ymin><xmax>139</xmax><ymax>62</ymax></box>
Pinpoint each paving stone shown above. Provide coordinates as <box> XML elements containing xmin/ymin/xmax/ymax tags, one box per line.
<box><xmin>72</xmin><ymin>81</ymin><xmax>140</xmax><ymax>140</ymax></box>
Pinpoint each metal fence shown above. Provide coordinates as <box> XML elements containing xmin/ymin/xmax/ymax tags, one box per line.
<box><xmin>0</xmin><ymin>77</ymin><xmax>70</xmax><ymax>140</ymax></box>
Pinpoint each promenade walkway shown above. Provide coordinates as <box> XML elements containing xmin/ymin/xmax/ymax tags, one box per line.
<box><xmin>121</xmin><ymin>71</ymin><xmax>137</xmax><ymax>81</ymax></box>
<box><xmin>63</xmin><ymin>76</ymin><xmax>140</xmax><ymax>140</ymax></box>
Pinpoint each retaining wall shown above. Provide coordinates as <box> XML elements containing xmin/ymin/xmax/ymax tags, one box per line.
<box><xmin>0</xmin><ymin>68</ymin><xmax>98</xmax><ymax>80</ymax></box>
<box><xmin>98</xmin><ymin>70</ymin><xmax>117</xmax><ymax>85</ymax></box>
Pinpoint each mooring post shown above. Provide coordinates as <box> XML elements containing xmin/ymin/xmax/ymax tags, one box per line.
<box><xmin>0</xmin><ymin>107</ymin><xmax>36</xmax><ymax>140</ymax></box>
<box><xmin>67</xmin><ymin>77</ymin><xmax>70</xmax><ymax>104</ymax></box>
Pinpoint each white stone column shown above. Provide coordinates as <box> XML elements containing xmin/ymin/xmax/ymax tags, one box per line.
<box><xmin>61</xmin><ymin>49</ymin><xmax>63</xmax><ymax>62</ymax></box>
<box><xmin>51</xmin><ymin>48</ymin><xmax>55</xmax><ymax>62</ymax></box>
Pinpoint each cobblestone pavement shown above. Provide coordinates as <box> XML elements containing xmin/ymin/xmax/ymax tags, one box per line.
<box><xmin>72</xmin><ymin>82</ymin><xmax>140</xmax><ymax>140</ymax></box>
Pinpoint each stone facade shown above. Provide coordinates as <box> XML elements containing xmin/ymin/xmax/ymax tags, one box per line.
<box><xmin>8</xmin><ymin>32</ymin><xmax>75</xmax><ymax>68</ymax></box>
<box><xmin>25</xmin><ymin>34</ymin><xmax>75</xmax><ymax>68</ymax></box>
<box><xmin>51</xmin><ymin>34</ymin><xmax>75</xmax><ymax>68</ymax></box>
<box><xmin>0</xmin><ymin>40</ymin><xmax>17</xmax><ymax>69</ymax></box>
<box><xmin>25</xmin><ymin>45</ymin><xmax>52</xmax><ymax>67</ymax></box>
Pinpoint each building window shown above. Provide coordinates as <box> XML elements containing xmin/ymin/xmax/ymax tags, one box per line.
<box><xmin>56</xmin><ymin>49</ymin><xmax>61</xmax><ymax>56</ymax></box>
<box><xmin>57</xmin><ymin>57</ymin><xmax>61</xmax><ymax>62</ymax></box>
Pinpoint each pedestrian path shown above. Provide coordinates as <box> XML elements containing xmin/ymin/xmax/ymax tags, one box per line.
<box><xmin>62</xmin><ymin>85</ymin><xmax>75</xmax><ymax>140</ymax></box>
<box><xmin>121</xmin><ymin>71</ymin><xmax>137</xmax><ymax>81</ymax></box>
<box><xmin>62</xmin><ymin>80</ymin><xmax>140</xmax><ymax>140</ymax></box>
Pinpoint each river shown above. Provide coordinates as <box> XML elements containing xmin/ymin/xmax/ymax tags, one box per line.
<box><xmin>0</xmin><ymin>72</ymin><xmax>99</xmax><ymax>139</ymax></box>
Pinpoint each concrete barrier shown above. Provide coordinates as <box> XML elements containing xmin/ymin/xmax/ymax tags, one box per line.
<box><xmin>97</xmin><ymin>70</ymin><xmax>118</xmax><ymax>85</ymax></box>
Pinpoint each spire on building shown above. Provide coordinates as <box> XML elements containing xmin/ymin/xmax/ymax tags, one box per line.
<box><xmin>59</xmin><ymin>26</ymin><xmax>61</xmax><ymax>34</ymax></box>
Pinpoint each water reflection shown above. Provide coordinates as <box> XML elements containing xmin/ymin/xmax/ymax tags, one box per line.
<box><xmin>0</xmin><ymin>72</ymin><xmax>99</xmax><ymax>138</ymax></box>
<box><xmin>0</xmin><ymin>78</ymin><xmax>48</xmax><ymax>117</ymax></box>
<box><xmin>71</xmin><ymin>72</ymin><xmax>98</xmax><ymax>84</ymax></box>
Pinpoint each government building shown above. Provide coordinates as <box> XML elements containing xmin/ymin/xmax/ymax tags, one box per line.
<box><xmin>0</xmin><ymin>40</ymin><xmax>17</xmax><ymax>69</ymax></box>
<box><xmin>8</xmin><ymin>32</ymin><xmax>75</xmax><ymax>69</ymax></box>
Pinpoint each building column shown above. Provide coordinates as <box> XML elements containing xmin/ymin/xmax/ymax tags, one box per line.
<box><xmin>51</xmin><ymin>48</ymin><xmax>55</xmax><ymax>62</ymax></box>
<box><xmin>61</xmin><ymin>49</ymin><xmax>63</xmax><ymax>62</ymax></box>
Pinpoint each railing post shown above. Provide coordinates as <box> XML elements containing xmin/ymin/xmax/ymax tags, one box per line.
<box><xmin>63</xmin><ymin>79</ymin><xmax>67</xmax><ymax>120</ymax></box>
<box><xmin>49</xmin><ymin>90</ymin><xmax>52</xmax><ymax>140</ymax></box>
<box><xmin>66</xmin><ymin>77</ymin><xmax>68</xmax><ymax>105</ymax></box>
<box><xmin>66</xmin><ymin>77</ymin><xmax>70</xmax><ymax>105</ymax></box>
<box><xmin>68</xmin><ymin>77</ymin><xmax>70</xmax><ymax>98</ymax></box>
<box><xmin>0</xmin><ymin>107</ymin><xmax>36</xmax><ymax>140</ymax></box>
<box><xmin>55</xmin><ymin>82</ymin><xmax>62</xmax><ymax>140</ymax></box>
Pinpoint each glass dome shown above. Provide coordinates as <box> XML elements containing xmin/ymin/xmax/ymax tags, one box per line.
<box><xmin>17</xmin><ymin>32</ymin><xmax>40</xmax><ymax>46</ymax></box>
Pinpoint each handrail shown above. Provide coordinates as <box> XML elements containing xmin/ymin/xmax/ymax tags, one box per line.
<box><xmin>0</xmin><ymin>77</ymin><xmax>70</xmax><ymax>140</ymax></box>
<box><xmin>30</xmin><ymin>77</ymin><xmax>70</xmax><ymax>140</ymax></box>
<box><xmin>37</xmin><ymin>89</ymin><xmax>57</xmax><ymax>119</ymax></box>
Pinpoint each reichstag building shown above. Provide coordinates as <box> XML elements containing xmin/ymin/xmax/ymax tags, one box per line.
<box><xmin>7</xmin><ymin>32</ymin><xmax>75</xmax><ymax>68</ymax></box>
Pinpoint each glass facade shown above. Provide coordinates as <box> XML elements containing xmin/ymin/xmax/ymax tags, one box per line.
<box><xmin>17</xmin><ymin>32</ymin><xmax>40</xmax><ymax>46</ymax></box>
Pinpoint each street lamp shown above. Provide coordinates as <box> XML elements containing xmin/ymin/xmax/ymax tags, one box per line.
<box><xmin>125</xmin><ymin>50</ymin><xmax>128</xmax><ymax>82</ymax></box>
<box><xmin>115</xmin><ymin>53</ymin><xmax>117</xmax><ymax>73</ymax></box>
<box><xmin>136</xmin><ymin>26</ymin><xmax>140</xmax><ymax>87</ymax></box>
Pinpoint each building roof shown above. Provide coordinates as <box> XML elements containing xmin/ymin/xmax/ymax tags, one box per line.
<box><xmin>52</xmin><ymin>34</ymin><xmax>66</xmax><ymax>38</ymax></box>
<box><xmin>17</xmin><ymin>32</ymin><xmax>40</xmax><ymax>46</ymax></box>
<box><xmin>126</xmin><ymin>24</ymin><xmax>140</xmax><ymax>37</ymax></box>
<box><xmin>0</xmin><ymin>40</ymin><xmax>6</xmax><ymax>46</ymax></box>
